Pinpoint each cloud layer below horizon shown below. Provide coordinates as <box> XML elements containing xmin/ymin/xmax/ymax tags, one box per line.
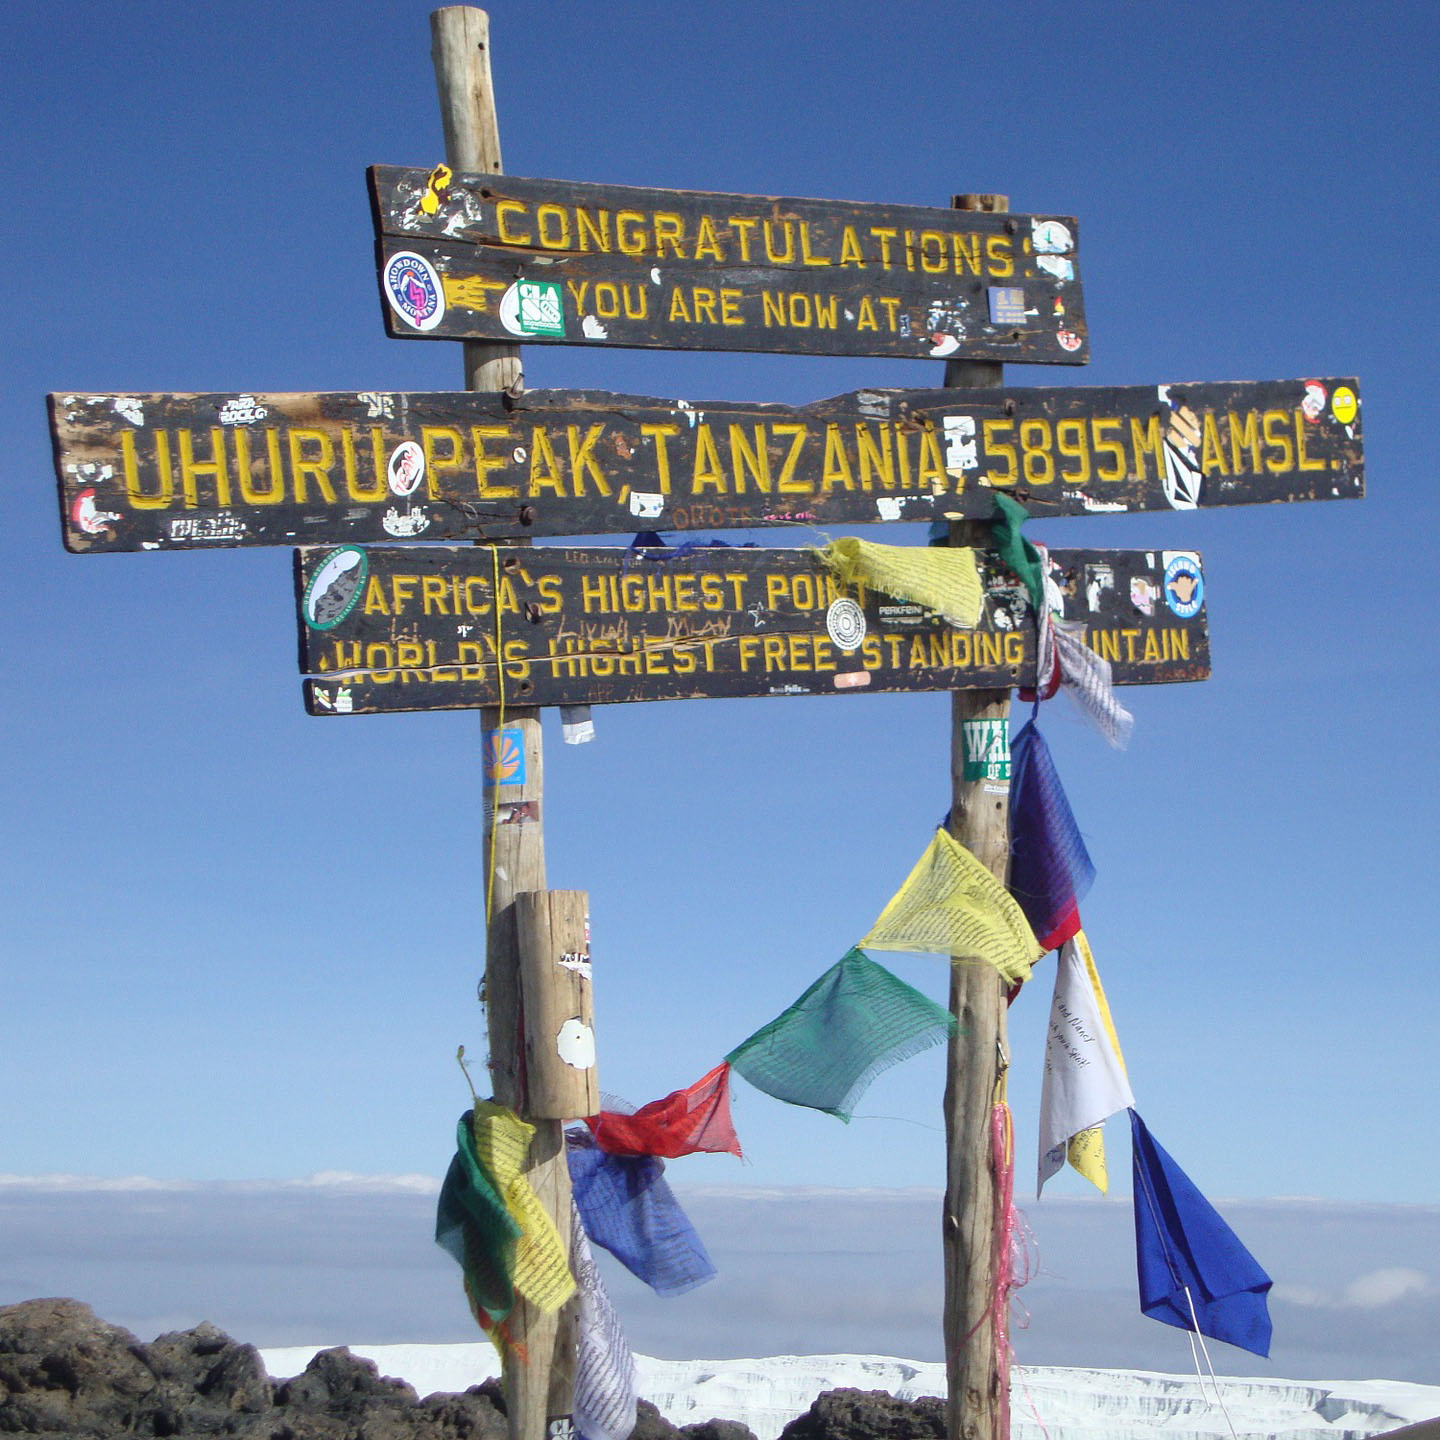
<box><xmin>1</xmin><ymin>1179</ymin><xmax>1434</xmax><ymax>1384</ymax></box>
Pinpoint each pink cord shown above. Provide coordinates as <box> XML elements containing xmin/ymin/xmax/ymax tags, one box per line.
<box><xmin>957</xmin><ymin>1102</ymin><xmax>1040</xmax><ymax>1438</ymax></box>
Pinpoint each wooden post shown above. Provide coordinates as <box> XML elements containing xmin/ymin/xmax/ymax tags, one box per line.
<box><xmin>942</xmin><ymin>194</ymin><xmax>1012</xmax><ymax>1440</ymax></box>
<box><xmin>431</xmin><ymin>7</ymin><xmax>522</xmax><ymax>396</ymax></box>
<box><xmin>431</xmin><ymin>12</ymin><xmax>575</xmax><ymax>1440</ymax></box>
<box><xmin>516</xmin><ymin>891</ymin><xmax>599</xmax><ymax>1121</ymax></box>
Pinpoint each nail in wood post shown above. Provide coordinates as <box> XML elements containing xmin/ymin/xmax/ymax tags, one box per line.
<box><xmin>430</xmin><ymin>11</ymin><xmax>574</xmax><ymax>1440</ymax></box>
<box><xmin>942</xmin><ymin>193</ymin><xmax>1013</xmax><ymax>1440</ymax></box>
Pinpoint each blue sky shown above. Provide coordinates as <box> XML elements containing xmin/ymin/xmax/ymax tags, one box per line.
<box><xmin>3</xmin><ymin>0</ymin><xmax>1438</xmax><ymax>1362</ymax></box>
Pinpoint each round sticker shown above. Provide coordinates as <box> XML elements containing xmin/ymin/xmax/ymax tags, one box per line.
<box><xmin>71</xmin><ymin>489</ymin><xmax>103</xmax><ymax>534</ymax></box>
<box><xmin>1331</xmin><ymin>386</ymin><xmax>1358</xmax><ymax>425</ymax></box>
<box><xmin>1163</xmin><ymin>555</ymin><xmax>1204</xmax><ymax>619</ymax></box>
<box><xmin>1300</xmin><ymin>381</ymin><xmax>1327</xmax><ymax>423</ymax></box>
<box><xmin>304</xmin><ymin>546</ymin><xmax>368</xmax><ymax>630</ymax></box>
<box><xmin>1056</xmin><ymin>329</ymin><xmax>1083</xmax><ymax>352</ymax></box>
<box><xmin>382</xmin><ymin>250</ymin><xmax>445</xmax><ymax>331</ymax></box>
<box><xmin>387</xmin><ymin>440</ymin><xmax>425</xmax><ymax>497</ymax></box>
<box><xmin>1031</xmin><ymin>219</ymin><xmax>1074</xmax><ymax>254</ymax></box>
<box><xmin>826</xmin><ymin>597</ymin><xmax>867</xmax><ymax>652</ymax></box>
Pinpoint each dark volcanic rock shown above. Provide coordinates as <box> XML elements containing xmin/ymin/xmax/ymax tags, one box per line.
<box><xmin>0</xmin><ymin>1298</ymin><xmax>510</xmax><ymax>1438</ymax></box>
<box><xmin>778</xmin><ymin>1389</ymin><xmax>946</xmax><ymax>1440</ymax></box>
<box><xmin>681</xmin><ymin>1421</ymin><xmax>758</xmax><ymax>1440</ymax></box>
<box><xmin>0</xmin><ymin>1298</ymin><xmax>943</xmax><ymax>1440</ymax></box>
<box><xmin>0</xmin><ymin>1298</ymin><xmax>158</xmax><ymax>1435</ymax></box>
<box><xmin>148</xmin><ymin>1319</ymin><xmax>273</xmax><ymax>1414</ymax></box>
<box><xmin>630</xmin><ymin>1397</ymin><xmax>683</xmax><ymax>1440</ymax></box>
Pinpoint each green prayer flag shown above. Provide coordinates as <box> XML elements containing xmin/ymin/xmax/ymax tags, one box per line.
<box><xmin>435</xmin><ymin>1110</ymin><xmax>524</xmax><ymax>1332</ymax></box>
<box><xmin>989</xmin><ymin>493</ymin><xmax>1045</xmax><ymax>613</ymax></box>
<box><xmin>726</xmin><ymin>948</ymin><xmax>957</xmax><ymax>1122</ymax></box>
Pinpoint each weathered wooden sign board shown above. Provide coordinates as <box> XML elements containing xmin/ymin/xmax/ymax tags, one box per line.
<box><xmin>50</xmin><ymin>379</ymin><xmax>1362</xmax><ymax>553</ymax></box>
<box><xmin>369</xmin><ymin>165</ymin><xmax>1089</xmax><ymax>363</ymax></box>
<box><xmin>295</xmin><ymin>543</ymin><xmax>1209</xmax><ymax>715</ymax></box>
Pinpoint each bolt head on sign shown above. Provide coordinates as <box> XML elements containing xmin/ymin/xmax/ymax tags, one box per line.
<box><xmin>962</xmin><ymin>718</ymin><xmax>1011</xmax><ymax>782</ymax></box>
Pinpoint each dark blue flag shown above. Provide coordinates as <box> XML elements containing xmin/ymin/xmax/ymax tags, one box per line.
<box><xmin>1008</xmin><ymin>719</ymin><xmax>1095</xmax><ymax>951</ymax></box>
<box><xmin>566</xmin><ymin>1128</ymin><xmax>716</xmax><ymax>1296</ymax></box>
<box><xmin>1130</xmin><ymin>1109</ymin><xmax>1273</xmax><ymax>1357</ymax></box>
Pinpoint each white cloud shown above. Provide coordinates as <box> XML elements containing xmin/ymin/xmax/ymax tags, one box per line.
<box><xmin>1271</xmin><ymin>1284</ymin><xmax>1328</xmax><ymax>1307</ymax></box>
<box><xmin>0</xmin><ymin>1173</ymin><xmax>441</xmax><ymax>1196</ymax></box>
<box><xmin>0</xmin><ymin>1174</ymin><xmax>189</xmax><ymax>1191</ymax></box>
<box><xmin>292</xmin><ymin>1172</ymin><xmax>441</xmax><ymax>1194</ymax></box>
<box><xmin>1343</xmin><ymin>1268</ymin><xmax>1430</xmax><ymax>1308</ymax></box>
<box><xmin>1265</xmin><ymin>1268</ymin><xmax>1432</xmax><ymax>1311</ymax></box>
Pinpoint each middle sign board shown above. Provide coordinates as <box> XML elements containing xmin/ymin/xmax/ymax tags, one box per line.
<box><xmin>50</xmin><ymin>380</ymin><xmax>1362</xmax><ymax>553</ymax></box>
<box><xmin>295</xmin><ymin>543</ymin><xmax>1210</xmax><ymax>716</ymax></box>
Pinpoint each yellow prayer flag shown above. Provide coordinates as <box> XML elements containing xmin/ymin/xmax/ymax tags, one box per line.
<box><xmin>1066</xmin><ymin>1126</ymin><xmax>1109</xmax><ymax>1193</ymax></box>
<box><xmin>1064</xmin><ymin>930</ymin><xmax>1126</xmax><ymax>1193</ymax></box>
<box><xmin>1038</xmin><ymin>930</ymin><xmax>1133</xmax><ymax>1196</ymax></box>
<box><xmin>472</xmin><ymin>1102</ymin><xmax>576</xmax><ymax>1314</ymax></box>
<box><xmin>862</xmin><ymin>829</ymin><xmax>1041</xmax><ymax>984</ymax></box>
<box><xmin>1073</xmin><ymin>929</ymin><xmax>1127</xmax><ymax>1075</ymax></box>
<box><xmin>818</xmin><ymin>538</ymin><xmax>983</xmax><ymax>629</ymax></box>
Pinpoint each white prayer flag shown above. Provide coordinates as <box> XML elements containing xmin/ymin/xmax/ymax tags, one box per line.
<box><xmin>571</xmin><ymin>1207</ymin><xmax>638</xmax><ymax>1440</ymax></box>
<box><xmin>1038</xmin><ymin>932</ymin><xmax>1134</xmax><ymax>1196</ymax></box>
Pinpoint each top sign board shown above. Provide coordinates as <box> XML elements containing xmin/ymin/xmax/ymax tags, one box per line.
<box><xmin>370</xmin><ymin>166</ymin><xmax>1088</xmax><ymax>364</ymax></box>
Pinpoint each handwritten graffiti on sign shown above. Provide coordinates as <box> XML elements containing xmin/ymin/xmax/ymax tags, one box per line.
<box><xmin>49</xmin><ymin>380</ymin><xmax>1362</xmax><ymax>553</ymax></box>
<box><xmin>368</xmin><ymin>166</ymin><xmax>1088</xmax><ymax>364</ymax></box>
<box><xmin>295</xmin><ymin>544</ymin><xmax>1210</xmax><ymax>716</ymax></box>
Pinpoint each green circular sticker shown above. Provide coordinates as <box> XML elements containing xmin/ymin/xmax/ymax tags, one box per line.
<box><xmin>304</xmin><ymin>546</ymin><xmax>368</xmax><ymax>630</ymax></box>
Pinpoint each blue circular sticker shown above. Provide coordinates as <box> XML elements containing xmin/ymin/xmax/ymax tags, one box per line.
<box><xmin>383</xmin><ymin>251</ymin><xmax>445</xmax><ymax>331</ymax></box>
<box><xmin>1163</xmin><ymin>555</ymin><xmax>1204</xmax><ymax>619</ymax></box>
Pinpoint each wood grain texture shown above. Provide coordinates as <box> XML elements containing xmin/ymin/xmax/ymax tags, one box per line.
<box><xmin>943</xmin><ymin>191</ymin><xmax>1010</xmax><ymax>1440</ymax></box>
<box><xmin>49</xmin><ymin>380</ymin><xmax>1362</xmax><ymax>553</ymax></box>
<box><xmin>515</xmin><ymin>891</ymin><xmax>598</xmax><ymax>1122</ymax></box>
<box><xmin>430</xmin><ymin>7</ymin><xmax>522</xmax><ymax>394</ymax></box>
<box><xmin>431</xmin><ymin>13</ymin><xmax>569</xmax><ymax>1440</ymax></box>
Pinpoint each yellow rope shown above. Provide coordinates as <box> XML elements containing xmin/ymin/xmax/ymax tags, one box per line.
<box><xmin>484</xmin><ymin>545</ymin><xmax>507</xmax><ymax>928</ymax></box>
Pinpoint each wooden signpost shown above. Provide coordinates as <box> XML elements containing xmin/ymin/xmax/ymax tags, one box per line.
<box><xmin>370</xmin><ymin>165</ymin><xmax>1090</xmax><ymax>363</ymax></box>
<box><xmin>294</xmin><ymin>542</ymin><xmax>1209</xmax><ymax>715</ymax></box>
<box><xmin>51</xmin><ymin>378</ymin><xmax>1362</xmax><ymax>552</ymax></box>
<box><xmin>42</xmin><ymin>9</ymin><xmax>1364</xmax><ymax>1440</ymax></box>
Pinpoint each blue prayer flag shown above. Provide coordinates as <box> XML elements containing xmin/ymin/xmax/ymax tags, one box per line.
<box><xmin>1008</xmin><ymin>719</ymin><xmax>1095</xmax><ymax>951</ymax></box>
<box><xmin>566</xmin><ymin>1128</ymin><xmax>716</xmax><ymax>1297</ymax></box>
<box><xmin>1130</xmin><ymin>1109</ymin><xmax>1273</xmax><ymax>1357</ymax></box>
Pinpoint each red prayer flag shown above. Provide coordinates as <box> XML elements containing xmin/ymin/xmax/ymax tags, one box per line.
<box><xmin>586</xmin><ymin>1063</ymin><xmax>743</xmax><ymax>1159</ymax></box>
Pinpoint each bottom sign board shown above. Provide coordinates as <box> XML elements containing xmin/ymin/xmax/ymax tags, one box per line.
<box><xmin>295</xmin><ymin>544</ymin><xmax>1209</xmax><ymax>716</ymax></box>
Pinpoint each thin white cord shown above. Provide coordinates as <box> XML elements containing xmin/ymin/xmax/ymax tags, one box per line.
<box><xmin>1183</xmin><ymin>1284</ymin><xmax>1240</xmax><ymax>1440</ymax></box>
<box><xmin>1131</xmin><ymin>1130</ymin><xmax>1239</xmax><ymax>1440</ymax></box>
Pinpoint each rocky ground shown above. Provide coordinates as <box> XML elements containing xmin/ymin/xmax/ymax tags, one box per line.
<box><xmin>0</xmin><ymin>1300</ymin><xmax>942</xmax><ymax>1439</ymax></box>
